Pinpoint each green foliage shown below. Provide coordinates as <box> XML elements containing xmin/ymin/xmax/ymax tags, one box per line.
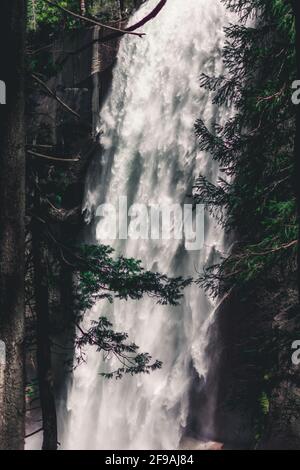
<box><xmin>259</xmin><ymin>391</ymin><xmax>270</xmax><ymax>415</ymax></box>
<box><xmin>50</xmin><ymin>242</ymin><xmax>191</xmax><ymax>378</ymax></box>
<box><xmin>75</xmin><ymin>317</ymin><xmax>162</xmax><ymax>379</ymax></box>
<box><xmin>74</xmin><ymin>244</ymin><xmax>191</xmax><ymax>314</ymax></box>
<box><xmin>28</xmin><ymin>1</ymin><xmax>81</xmax><ymax>32</ymax></box>
<box><xmin>194</xmin><ymin>0</ymin><xmax>297</xmax><ymax>295</ymax></box>
<box><xmin>193</xmin><ymin>0</ymin><xmax>297</xmax><ymax>442</ymax></box>
<box><xmin>25</xmin><ymin>380</ymin><xmax>39</xmax><ymax>400</ymax></box>
<box><xmin>27</xmin><ymin>0</ymin><xmax>178</xmax><ymax>381</ymax></box>
<box><xmin>27</xmin><ymin>0</ymin><xmax>141</xmax><ymax>32</ymax></box>
<box><xmin>27</xmin><ymin>1</ymin><xmax>142</xmax><ymax>77</ymax></box>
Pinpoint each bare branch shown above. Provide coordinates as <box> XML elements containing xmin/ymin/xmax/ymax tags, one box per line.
<box><xmin>101</xmin><ymin>0</ymin><xmax>168</xmax><ymax>42</ymax></box>
<box><xmin>25</xmin><ymin>427</ymin><xmax>43</xmax><ymax>439</ymax></box>
<box><xmin>27</xmin><ymin>149</ymin><xmax>80</xmax><ymax>163</ymax></box>
<box><xmin>31</xmin><ymin>73</ymin><xmax>81</xmax><ymax>119</ymax></box>
<box><xmin>38</xmin><ymin>1</ymin><xmax>168</xmax><ymax>70</ymax></box>
<box><xmin>42</xmin><ymin>0</ymin><xmax>145</xmax><ymax>37</ymax></box>
<box><xmin>246</xmin><ymin>239</ymin><xmax>298</xmax><ymax>257</ymax></box>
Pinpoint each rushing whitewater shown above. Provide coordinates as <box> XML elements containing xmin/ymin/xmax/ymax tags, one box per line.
<box><xmin>62</xmin><ymin>0</ymin><xmax>231</xmax><ymax>450</ymax></box>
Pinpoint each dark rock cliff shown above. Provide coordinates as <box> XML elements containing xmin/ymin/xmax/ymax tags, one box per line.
<box><xmin>192</xmin><ymin>287</ymin><xmax>300</xmax><ymax>450</ymax></box>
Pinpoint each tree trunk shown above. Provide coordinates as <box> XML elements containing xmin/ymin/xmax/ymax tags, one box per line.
<box><xmin>293</xmin><ymin>1</ymin><xmax>300</xmax><ymax>302</ymax></box>
<box><xmin>80</xmin><ymin>0</ymin><xmax>86</xmax><ymax>16</ymax></box>
<box><xmin>32</xmin><ymin>189</ymin><xmax>58</xmax><ymax>451</ymax></box>
<box><xmin>119</xmin><ymin>0</ymin><xmax>125</xmax><ymax>16</ymax></box>
<box><xmin>32</xmin><ymin>0</ymin><xmax>37</xmax><ymax>31</ymax></box>
<box><xmin>0</xmin><ymin>1</ymin><xmax>26</xmax><ymax>450</ymax></box>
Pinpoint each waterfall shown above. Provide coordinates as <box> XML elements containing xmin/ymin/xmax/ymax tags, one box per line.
<box><xmin>62</xmin><ymin>0</ymin><xmax>231</xmax><ymax>450</ymax></box>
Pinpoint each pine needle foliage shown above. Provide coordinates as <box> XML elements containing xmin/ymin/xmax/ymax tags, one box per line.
<box><xmin>194</xmin><ymin>0</ymin><xmax>297</xmax><ymax>296</ymax></box>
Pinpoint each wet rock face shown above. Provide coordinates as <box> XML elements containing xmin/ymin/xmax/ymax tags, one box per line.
<box><xmin>31</xmin><ymin>25</ymin><xmax>120</xmax><ymax>143</ymax></box>
<box><xmin>180</xmin><ymin>437</ymin><xmax>224</xmax><ymax>451</ymax></box>
<box><xmin>190</xmin><ymin>290</ymin><xmax>259</xmax><ymax>450</ymax></box>
<box><xmin>258</xmin><ymin>304</ymin><xmax>300</xmax><ymax>450</ymax></box>
<box><xmin>28</xmin><ymin>25</ymin><xmax>122</xmax><ymax>212</ymax></box>
<box><xmin>194</xmin><ymin>288</ymin><xmax>300</xmax><ymax>450</ymax></box>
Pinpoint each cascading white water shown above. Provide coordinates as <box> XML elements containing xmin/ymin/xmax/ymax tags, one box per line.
<box><xmin>62</xmin><ymin>0</ymin><xmax>232</xmax><ymax>450</ymax></box>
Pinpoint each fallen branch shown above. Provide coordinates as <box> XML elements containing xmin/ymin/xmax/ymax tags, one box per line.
<box><xmin>25</xmin><ymin>427</ymin><xmax>43</xmax><ymax>439</ymax></box>
<box><xmin>27</xmin><ymin>149</ymin><xmax>80</xmax><ymax>163</ymax></box>
<box><xmin>257</xmin><ymin>85</ymin><xmax>286</xmax><ymax>105</ymax></box>
<box><xmin>31</xmin><ymin>73</ymin><xmax>81</xmax><ymax>119</ymax></box>
<box><xmin>247</xmin><ymin>239</ymin><xmax>298</xmax><ymax>257</ymax></box>
<box><xmin>27</xmin><ymin>144</ymin><xmax>55</xmax><ymax>149</ymax></box>
<box><xmin>231</xmin><ymin>240</ymin><xmax>298</xmax><ymax>260</ymax></box>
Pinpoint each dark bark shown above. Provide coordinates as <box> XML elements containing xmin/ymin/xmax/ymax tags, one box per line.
<box><xmin>0</xmin><ymin>1</ymin><xmax>26</xmax><ymax>450</ymax></box>
<box><xmin>119</xmin><ymin>0</ymin><xmax>125</xmax><ymax>16</ymax></box>
<box><xmin>80</xmin><ymin>0</ymin><xmax>86</xmax><ymax>16</ymax></box>
<box><xmin>125</xmin><ymin>0</ymin><xmax>166</xmax><ymax>32</ymax></box>
<box><xmin>293</xmin><ymin>0</ymin><xmax>300</xmax><ymax>302</ymax></box>
<box><xmin>32</xmin><ymin>189</ymin><xmax>58</xmax><ymax>451</ymax></box>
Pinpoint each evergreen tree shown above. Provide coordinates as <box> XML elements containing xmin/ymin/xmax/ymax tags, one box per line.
<box><xmin>193</xmin><ymin>0</ymin><xmax>299</xmax><ymax>447</ymax></box>
<box><xmin>0</xmin><ymin>0</ymin><xmax>26</xmax><ymax>451</ymax></box>
<box><xmin>194</xmin><ymin>0</ymin><xmax>296</xmax><ymax>297</ymax></box>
